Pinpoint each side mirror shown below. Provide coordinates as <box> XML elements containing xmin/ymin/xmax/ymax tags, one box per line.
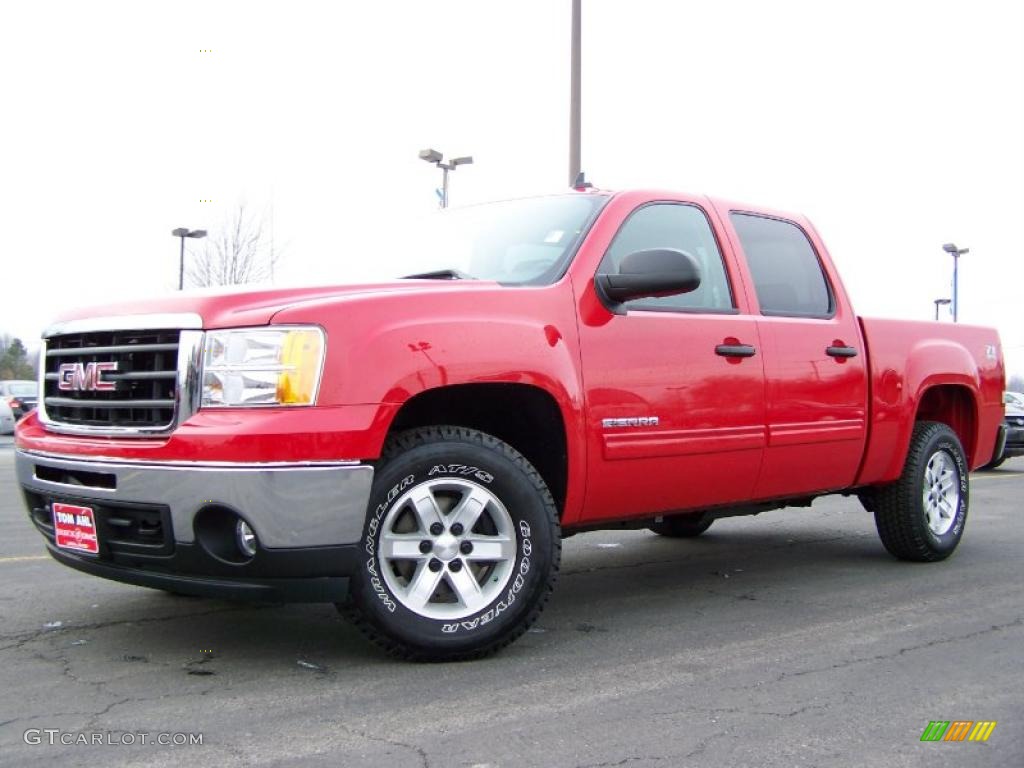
<box><xmin>595</xmin><ymin>248</ymin><xmax>702</xmax><ymax>304</ymax></box>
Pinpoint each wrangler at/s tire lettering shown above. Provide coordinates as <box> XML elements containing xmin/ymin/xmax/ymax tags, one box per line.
<box><xmin>340</xmin><ymin>425</ymin><xmax>561</xmax><ymax>660</ymax></box>
<box><xmin>873</xmin><ymin>421</ymin><xmax>969</xmax><ymax>562</ymax></box>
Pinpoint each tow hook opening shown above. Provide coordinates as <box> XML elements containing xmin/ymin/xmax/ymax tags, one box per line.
<box><xmin>194</xmin><ymin>505</ymin><xmax>258</xmax><ymax>564</ymax></box>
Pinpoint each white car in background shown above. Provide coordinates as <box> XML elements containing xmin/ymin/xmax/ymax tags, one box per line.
<box><xmin>0</xmin><ymin>399</ymin><xmax>15</xmax><ymax>435</ymax></box>
<box><xmin>987</xmin><ymin>391</ymin><xmax>1024</xmax><ymax>468</ymax></box>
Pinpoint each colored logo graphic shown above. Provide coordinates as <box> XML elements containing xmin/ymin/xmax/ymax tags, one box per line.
<box><xmin>920</xmin><ymin>721</ymin><xmax>997</xmax><ymax>742</ymax></box>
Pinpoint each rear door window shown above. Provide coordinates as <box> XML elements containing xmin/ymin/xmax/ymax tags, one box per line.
<box><xmin>730</xmin><ymin>213</ymin><xmax>833</xmax><ymax>317</ymax></box>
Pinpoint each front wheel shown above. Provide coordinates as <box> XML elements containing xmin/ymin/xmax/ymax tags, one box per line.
<box><xmin>341</xmin><ymin>426</ymin><xmax>561</xmax><ymax>661</ymax></box>
<box><xmin>873</xmin><ymin>421</ymin><xmax>968</xmax><ymax>562</ymax></box>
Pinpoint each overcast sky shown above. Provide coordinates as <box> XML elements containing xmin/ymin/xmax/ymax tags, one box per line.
<box><xmin>2</xmin><ymin>0</ymin><xmax>1022</xmax><ymax>376</ymax></box>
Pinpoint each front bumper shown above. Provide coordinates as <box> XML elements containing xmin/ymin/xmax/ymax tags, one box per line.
<box><xmin>45</xmin><ymin>541</ymin><xmax>358</xmax><ymax>602</ymax></box>
<box><xmin>16</xmin><ymin>449</ymin><xmax>374</xmax><ymax>601</ymax></box>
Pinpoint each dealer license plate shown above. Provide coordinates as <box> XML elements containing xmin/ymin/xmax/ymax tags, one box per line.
<box><xmin>52</xmin><ymin>502</ymin><xmax>100</xmax><ymax>555</ymax></box>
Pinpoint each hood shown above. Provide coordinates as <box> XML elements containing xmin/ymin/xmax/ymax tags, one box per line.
<box><xmin>43</xmin><ymin>280</ymin><xmax>494</xmax><ymax>334</ymax></box>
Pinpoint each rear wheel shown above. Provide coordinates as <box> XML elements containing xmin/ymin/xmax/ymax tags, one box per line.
<box><xmin>873</xmin><ymin>421</ymin><xmax>968</xmax><ymax>562</ymax></box>
<box><xmin>341</xmin><ymin>426</ymin><xmax>560</xmax><ymax>661</ymax></box>
<box><xmin>649</xmin><ymin>512</ymin><xmax>713</xmax><ymax>538</ymax></box>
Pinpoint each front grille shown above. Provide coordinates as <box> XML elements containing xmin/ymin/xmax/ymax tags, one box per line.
<box><xmin>23</xmin><ymin>490</ymin><xmax>174</xmax><ymax>556</ymax></box>
<box><xmin>43</xmin><ymin>330</ymin><xmax>180</xmax><ymax>429</ymax></box>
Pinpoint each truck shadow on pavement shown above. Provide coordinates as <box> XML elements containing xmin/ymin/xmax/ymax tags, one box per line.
<box><xmin>11</xmin><ymin>517</ymin><xmax>933</xmax><ymax>672</ymax></box>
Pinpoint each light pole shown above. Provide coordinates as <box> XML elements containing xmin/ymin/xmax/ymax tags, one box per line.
<box><xmin>569</xmin><ymin>0</ymin><xmax>581</xmax><ymax>187</ymax></box>
<box><xmin>418</xmin><ymin>149</ymin><xmax>473</xmax><ymax>209</ymax></box>
<box><xmin>933</xmin><ymin>298</ymin><xmax>951</xmax><ymax>321</ymax></box>
<box><xmin>172</xmin><ymin>228</ymin><xmax>207</xmax><ymax>290</ymax></box>
<box><xmin>942</xmin><ymin>243</ymin><xmax>969</xmax><ymax>322</ymax></box>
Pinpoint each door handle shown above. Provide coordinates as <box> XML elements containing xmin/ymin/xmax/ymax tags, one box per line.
<box><xmin>715</xmin><ymin>344</ymin><xmax>757</xmax><ymax>358</ymax></box>
<box><xmin>826</xmin><ymin>345</ymin><xmax>858</xmax><ymax>358</ymax></box>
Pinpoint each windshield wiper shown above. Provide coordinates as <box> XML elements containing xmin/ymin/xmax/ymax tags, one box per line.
<box><xmin>400</xmin><ymin>268</ymin><xmax>476</xmax><ymax>280</ymax></box>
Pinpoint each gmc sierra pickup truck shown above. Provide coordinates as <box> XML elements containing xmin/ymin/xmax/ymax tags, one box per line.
<box><xmin>15</xmin><ymin>189</ymin><xmax>1005</xmax><ymax>660</ymax></box>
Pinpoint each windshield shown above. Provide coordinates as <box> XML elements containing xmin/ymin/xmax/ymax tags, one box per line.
<box><xmin>396</xmin><ymin>194</ymin><xmax>607</xmax><ymax>285</ymax></box>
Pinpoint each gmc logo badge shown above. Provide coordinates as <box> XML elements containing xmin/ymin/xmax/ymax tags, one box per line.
<box><xmin>58</xmin><ymin>362</ymin><xmax>118</xmax><ymax>392</ymax></box>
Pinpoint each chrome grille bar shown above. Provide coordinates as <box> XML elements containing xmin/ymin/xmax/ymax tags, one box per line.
<box><xmin>46</xmin><ymin>343</ymin><xmax>179</xmax><ymax>357</ymax></box>
<box><xmin>45</xmin><ymin>371</ymin><xmax>178</xmax><ymax>381</ymax></box>
<box><xmin>44</xmin><ymin>397</ymin><xmax>177</xmax><ymax>409</ymax></box>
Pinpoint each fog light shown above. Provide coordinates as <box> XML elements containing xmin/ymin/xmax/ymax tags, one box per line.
<box><xmin>235</xmin><ymin>520</ymin><xmax>257</xmax><ymax>558</ymax></box>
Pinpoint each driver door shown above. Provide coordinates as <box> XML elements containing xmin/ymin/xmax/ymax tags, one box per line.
<box><xmin>576</xmin><ymin>201</ymin><xmax>767</xmax><ymax>522</ymax></box>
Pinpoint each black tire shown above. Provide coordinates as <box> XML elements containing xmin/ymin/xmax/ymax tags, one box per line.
<box><xmin>340</xmin><ymin>426</ymin><xmax>561</xmax><ymax>661</ymax></box>
<box><xmin>649</xmin><ymin>512</ymin><xmax>713</xmax><ymax>538</ymax></box>
<box><xmin>873</xmin><ymin>421</ymin><xmax>968</xmax><ymax>562</ymax></box>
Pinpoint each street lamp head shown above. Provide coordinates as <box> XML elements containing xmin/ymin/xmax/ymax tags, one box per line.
<box><xmin>172</xmin><ymin>228</ymin><xmax>190</xmax><ymax>237</ymax></box>
<box><xmin>943</xmin><ymin>243</ymin><xmax>968</xmax><ymax>255</ymax></box>
<box><xmin>934</xmin><ymin>298</ymin><xmax>951</xmax><ymax>306</ymax></box>
<box><xmin>186</xmin><ymin>229</ymin><xmax>207</xmax><ymax>239</ymax></box>
<box><xmin>450</xmin><ymin>156</ymin><xmax>473</xmax><ymax>167</ymax></box>
<box><xmin>419</xmin><ymin>148</ymin><xmax>443</xmax><ymax>164</ymax></box>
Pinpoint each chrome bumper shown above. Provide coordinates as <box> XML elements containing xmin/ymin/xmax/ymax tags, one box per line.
<box><xmin>15</xmin><ymin>450</ymin><xmax>374</xmax><ymax>549</ymax></box>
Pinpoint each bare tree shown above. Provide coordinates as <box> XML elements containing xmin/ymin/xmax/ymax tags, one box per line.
<box><xmin>186</xmin><ymin>202</ymin><xmax>279</xmax><ymax>287</ymax></box>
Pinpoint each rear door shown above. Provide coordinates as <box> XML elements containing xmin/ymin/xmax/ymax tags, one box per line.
<box><xmin>576</xmin><ymin>200</ymin><xmax>767</xmax><ymax>522</ymax></box>
<box><xmin>727</xmin><ymin>213</ymin><xmax>868</xmax><ymax>498</ymax></box>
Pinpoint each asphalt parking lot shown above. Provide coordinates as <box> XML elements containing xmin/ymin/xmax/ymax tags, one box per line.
<box><xmin>0</xmin><ymin>438</ymin><xmax>1021</xmax><ymax>768</ymax></box>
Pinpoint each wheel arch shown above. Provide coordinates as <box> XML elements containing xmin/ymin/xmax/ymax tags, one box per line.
<box><xmin>914</xmin><ymin>383</ymin><xmax>979</xmax><ymax>464</ymax></box>
<box><xmin>866</xmin><ymin>380</ymin><xmax>981</xmax><ymax>484</ymax></box>
<box><xmin>857</xmin><ymin>331</ymin><xmax>991</xmax><ymax>485</ymax></box>
<box><xmin>384</xmin><ymin>383</ymin><xmax>571</xmax><ymax>516</ymax></box>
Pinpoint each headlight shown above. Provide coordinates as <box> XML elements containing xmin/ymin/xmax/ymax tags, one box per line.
<box><xmin>201</xmin><ymin>327</ymin><xmax>325</xmax><ymax>407</ymax></box>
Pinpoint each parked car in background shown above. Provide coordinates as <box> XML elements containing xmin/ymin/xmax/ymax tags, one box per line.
<box><xmin>0</xmin><ymin>380</ymin><xmax>38</xmax><ymax>419</ymax></box>
<box><xmin>0</xmin><ymin>399</ymin><xmax>15</xmax><ymax>435</ymax></box>
<box><xmin>988</xmin><ymin>392</ymin><xmax>1024</xmax><ymax>468</ymax></box>
<box><xmin>1004</xmin><ymin>391</ymin><xmax>1024</xmax><ymax>410</ymax></box>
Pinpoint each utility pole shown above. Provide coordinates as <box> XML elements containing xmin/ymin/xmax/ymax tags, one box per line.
<box><xmin>568</xmin><ymin>0</ymin><xmax>582</xmax><ymax>187</ymax></box>
<box><xmin>269</xmin><ymin>185</ymin><xmax>275</xmax><ymax>283</ymax></box>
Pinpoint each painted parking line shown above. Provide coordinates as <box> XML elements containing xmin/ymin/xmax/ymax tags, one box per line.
<box><xmin>971</xmin><ymin>472</ymin><xmax>1024</xmax><ymax>481</ymax></box>
<box><xmin>0</xmin><ymin>555</ymin><xmax>50</xmax><ymax>564</ymax></box>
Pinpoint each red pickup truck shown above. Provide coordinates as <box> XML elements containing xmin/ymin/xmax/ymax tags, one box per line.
<box><xmin>15</xmin><ymin>189</ymin><xmax>1005</xmax><ymax>660</ymax></box>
